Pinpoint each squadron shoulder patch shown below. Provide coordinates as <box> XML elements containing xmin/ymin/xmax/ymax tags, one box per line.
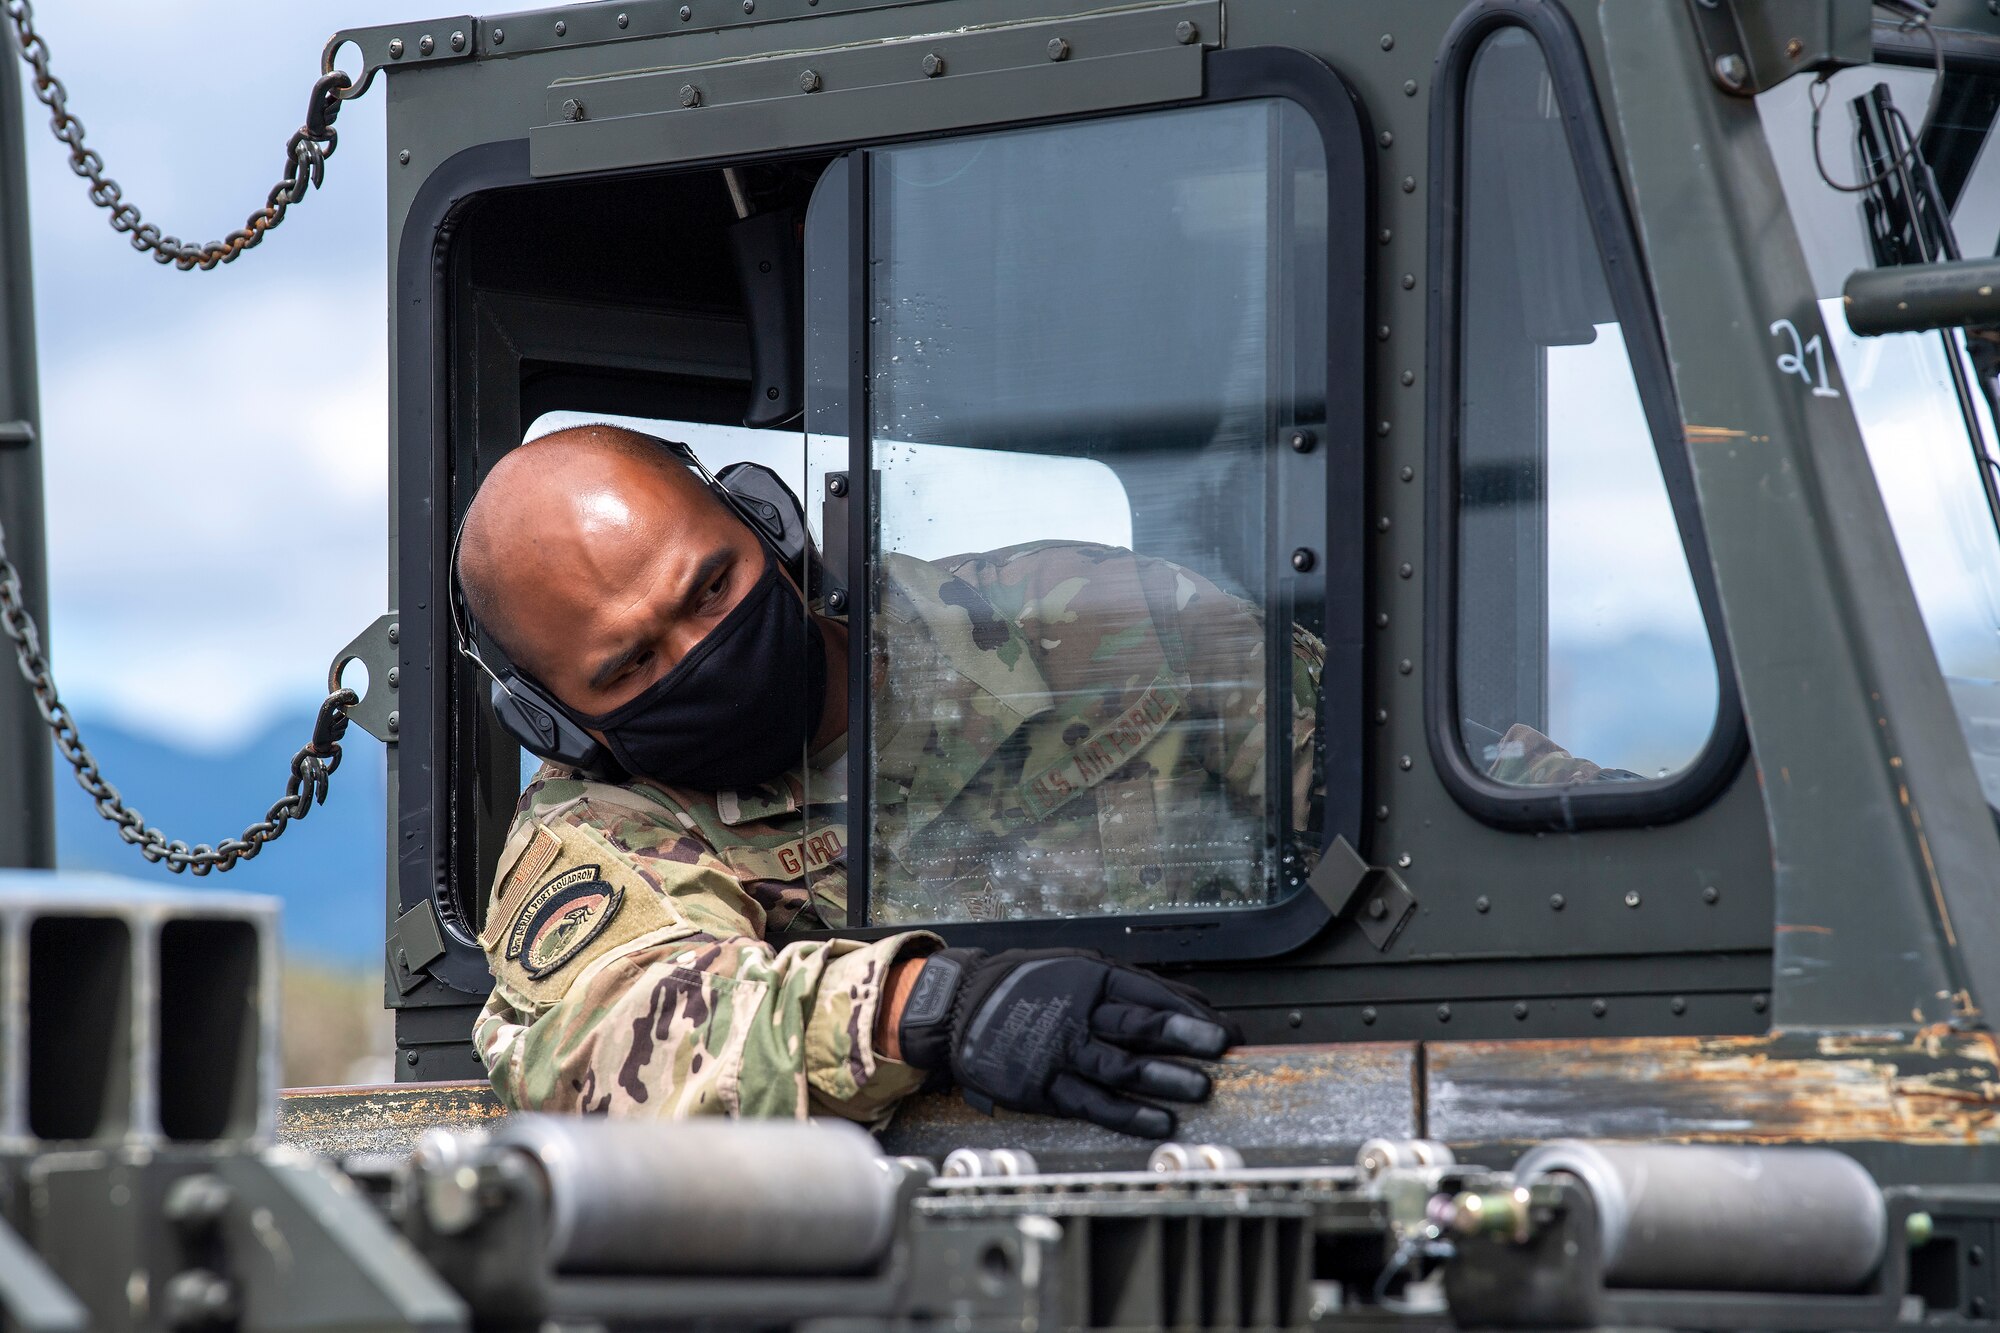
<box><xmin>504</xmin><ymin>864</ymin><xmax>625</xmax><ymax>979</ymax></box>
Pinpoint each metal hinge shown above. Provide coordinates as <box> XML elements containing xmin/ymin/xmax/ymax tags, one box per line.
<box><xmin>1686</xmin><ymin>0</ymin><xmax>1871</xmax><ymax>97</ymax></box>
<box><xmin>388</xmin><ymin>899</ymin><xmax>449</xmax><ymax>995</ymax></box>
<box><xmin>1309</xmin><ymin>836</ymin><xmax>1417</xmax><ymax>952</ymax></box>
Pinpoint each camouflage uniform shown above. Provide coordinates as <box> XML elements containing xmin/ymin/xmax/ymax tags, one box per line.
<box><xmin>1483</xmin><ymin>722</ymin><xmax>1645</xmax><ymax>786</ymax></box>
<box><xmin>474</xmin><ymin>541</ymin><xmax>1325</xmax><ymax>1122</ymax></box>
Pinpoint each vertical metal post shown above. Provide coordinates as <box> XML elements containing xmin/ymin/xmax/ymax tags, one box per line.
<box><xmin>0</xmin><ymin>38</ymin><xmax>56</xmax><ymax>869</ymax></box>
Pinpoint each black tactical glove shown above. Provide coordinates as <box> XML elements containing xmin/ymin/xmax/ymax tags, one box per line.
<box><xmin>897</xmin><ymin>947</ymin><xmax>1241</xmax><ymax>1138</ymax></box>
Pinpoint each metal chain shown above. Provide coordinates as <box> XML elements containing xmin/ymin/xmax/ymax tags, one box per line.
<box><xmin>0</xmin><ymin>516</ymin><xmax>358</xmax><ymax>875</ymax></box>
<box><xmin>3</xmin><ymin>0</ymin><xmax>357</xmax><ymax>270</ymax></box>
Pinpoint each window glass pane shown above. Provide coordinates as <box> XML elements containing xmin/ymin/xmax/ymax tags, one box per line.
<box><xmin>1455</xmin><ymin>29</ymin><xmax>1720</xmax><ymax>786</ymax></box>
<box><xmin>859</xmin><ymin>101</ymin><xmax>1328</xmax><ymax>925</ymax></box>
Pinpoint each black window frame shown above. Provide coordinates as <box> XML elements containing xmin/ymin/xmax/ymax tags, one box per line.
<box><xmin>1423</xmin><ymin>0</ymin><xmax>1749</xmax><ymax>832</ymax></box>
<box><xmin>391</xmin><ymin>46</ymin><xmax>1372</xmax><ymax>1016</ymax></box>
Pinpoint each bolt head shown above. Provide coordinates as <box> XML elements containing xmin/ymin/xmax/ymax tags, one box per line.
<box><xmin>1397</xmin><ymin>658</ymin><xmax>1413</xmax><ymax>675</ymax></box>
<box><xmin>388</xmin><ymin>37</ymin><xmax>405</xmax><ymax>58</ymax></box>
<box><xmin>450</xmin><ymin>29</ymin><xmax>466</xmax><ymax>49</ymax></box>
<box><xmin>1550</xmin><ymin>893</ymin><xmax>1566</xmax><ymax>911</ymax></box>
<box><xmin>1287</xmin><ymin>1010</ymin><xmax>1303</xmax><ymax>1028</ymax></box>
<box><xmin>1592</xmin><ymin>999</ymin><xmax>1608</xmax><ymax>1017</ymax></box>
<box><xmin>1176</xmin><ymin>20</ymin><xmax>1199</xmax><ymax>43</ymax></box>
<box><xmin>405</xmin><ymin>1050</ymin><xmax>420</xmax><ymax>1065</ymax></box>
<box><xmin>1713</xmin><ymin>52</ymin><xmax>1750</xmax><ymax>91</ymax></box>
<box><xmin>554</xmin><ymin>18</ymin><xmax>567</xmax><ymax>35</ymax></box>
<box><xmin>1361</xmin><ymin>1006</ymin><xmax>1378</xmax><ymax>1025</ymax></box>
<box><xmin>386</xmin><ymin>709</ymin><xmax>400</xmax><ymax>733</ymax></box>
<box><xmin>828</xmin><ymin>474</ymin><xmax>849</xmax><ymax>497</ymax></box>
<box><xmin>1379</xmin><ymin>130</ymin><xmax>1394</xmax><ymax>148</ymax></box>
<box><xmin>418</xmin><ymin>34</ymin><xmax>434</xmax><ymax>55</ymax></box>
<box><xmin>1702</xmin><ymin>885</ymin><xmax>1720</xmax><ymax>904</ymax></box>
<box><xmin>397</xmin><ymin>149</ymin><xmax>411</xmax><ymax>165</ymax></box>
<box><xmin>743</xmin><ymin>0</ymin><xmax>754</xmax><ymax>11</ymax></box>
<box><xmin>1398</xmin><ymin>754</ymin><xmax>1414</xmax><ymax>771</ymax></box>
<box><xmin>1624</xmin><ymin>889</ymin><xmax>1641</xmax><ymax>908</ymax></box>
<box><xmin>1514</xmin><ymin>1002</ymin><xmax>1529</xmax><ymax>1020</ymax></box>
<box><xmin>1398</xmin><ymin>562</ymin><xmax>1413</xmax><ymax>579</ymax></box>
<box><xmin>560</xmin><ymin>98</ymin><xmax>585</xmax><ymax>122</ymax></box>
<box><xmin>1475</xmin><ymin>895</ymin><xmax>1490</xmax><ymax>913</ymax></box>
<box><xmin>1288</xmin><ymin>428</ymin><xmax>1315</xmax><ymax>452</ymax></box>
<box><xmin>922</xmin><ymin>52</ymin><xmax>946</xmax><ymax>76</ymax></box>
<box><xmin>1400</xmin><ymin>465</ymin><xmax>1414</xmax><ymax>481</ymax></box>
<box><xmin>1400</xmin><ymin>370</ymin><xmax>1416</xmax><ymax>386</ymax></box>
<box><xmin>827</xmin><ymin>589</ymin><xmax>849</xmax><ymax>613</ymax></box>
<box><xmin>1436</xmin><ymin>1004</ymin><xmax>1451</xmax><ymax>1022</ymax></box>
<box><xmin>680</xmin><ymin>83</ymin><xmax>702</xmax><ymax>107</ymax></box>
<box><xmin>799</xmin><ymin>68</ymin><xmax>822</xmax><ymax>92</ymax></box>
<box><xmin>1671</xmin><ymin>996</ymin><xmax>1687</xmax><ymax>1015</ymax></box>
<box><xmin>1290</xmin><ymin>546</ymin><xmax>1316</xmax><ymax>572</ymax></box>
<box><xmin>1048</xmin><ymin>37</ymin><xmax>1070</xmax><ymax>61</ymax></box>
<box><xmin>1401</xmin><ymin>272</ymin><xmax>1416</xmax><ymax>290</ymax></box>
<box><xmin>680</xmin><ymin>3</ymin><xmax>692</xmax><ymax>16</ymax></box>
<box><xmin>1368</xmin><ymin>897</ymin><xmax>1388</xmax><ymax>919</ymax></box>
<box><xmin>1374</xmin><ymin>708</ymin><xmax>1388</xmax><ymax>724</ymax></box>
<box><xmin>1401</xmin><ymin>175</ymin><xmax>1416</xmax><ymax>194</ymax></box>
<box><xmin>617</xmin><ymin>11</ymin><xmax>629</xmax><ymax>26</ymax></box>
<box><xmin>386</xmin><ymin>666</ymin><xmax>400</xmax><ymax>688</ymax></box>
<box><xmin>492</xmin><ymin>27</ymin><xmax>504</xmax><ymax>43</ymax></box>
<box><xmin>1395</xmin><ymin>853</ymin><xmax>1412</xmax><ymax>870</ymax></box>
<box><xmin>1375</xmin><ymin>805</ymin><xmax>1389</xmax><ymax>820</ymax></box>
<box><xmin>1404</xmin><ymin>79</ymin><xmax>1418</xmax><ymax>96</ymax></box>
<box><xmin>1380</xmin><ymin>33</ymin><xmax>1394</xmax><ymax>50</ymax></box>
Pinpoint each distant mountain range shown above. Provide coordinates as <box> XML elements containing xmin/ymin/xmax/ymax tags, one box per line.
<box><xmin>53</xmin><ymin>711</ymin><xmax>386</xmax><ymax>966</ymax></box>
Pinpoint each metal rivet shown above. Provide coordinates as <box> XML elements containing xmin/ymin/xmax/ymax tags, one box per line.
<box><xmin>1400</xmin><ymin>466</ymin><xmax>1414</xmax><ymax>482</ymax></box>
<box><xmin>1395</xmin><ymin>853</ymin><xmax>1412</xmax><ymax>870</ymax></box>
<box><xmin>387</xmin><ymin>623</ymin><xmax>400</xmax><ymax>644</ymax></box>
<box><xmin>388</xmin><ymin>37</ymin><xmax>405</xmax><ymax>58</ymax></box>
<box><xmin>1401</xmin><ymin>175</ymin><xmax>1416</xmax><ymax>194</ymax></box>
<box><xmin>1703</xmin><ymin>885</ymin><xmax>1720</xmax><ymax>904</ymax></box>
<box><xmin>1290</xmin><ymin>547</ymin><xmax>1316</xmax><ymax>572</ymax></box>
<box><xmin>1374</xmin><ymin>708</ymin><xmax>1388</xmax><ymax>724</ymax></box>
<box><xmin>1972</xmin><ymin>1246</ymin><xmax>1986</xmax><ymax>1267</ymax></box>
<box><xmin>1368</xmin><ymin>897</ymin><xmax>1388</xmax><ymax>919</ymax></box>
<box><xmin>922</xmin><ymin>51</ymin><xmax>946</xmax><ymax>76</ymax></box>
<box><xmin>1398</xmin><ymin>562</ymin><xmax>1413</xmax><ymax>579</ymax></box>
<box><xmin>1624</xmin><ymin>889</ymin><xmax>1641</xmax><ymax>908</ymax></box>
<box><xmin>1380</xmin><ymin>33</ymin><xmax>1394</xmax><ymax>50</ymax></box>
<box><xmin>1288</xmin><ymin>428</ymin><xmax>1316</xmax><ymax>453</ymax></box>
<box><xmin>1592</xmin><ymin>999</ymin><xmax>1608</xmax><ymax>1018</ymax></box>
<box><xmin>1377</xmin><ymin>515</ymin><xmax>1391</xmax><ymax>532</ymax></box>
<box><xmin>680</xmin><ymin>83</ymin><xmax>702</xmax><ymax>107</ymax></box>
<box><xmin>405</xmin><ymin>1051</ymin><xmax>419</xmax><ymax>1066</ymax></box>
<box><xmin>827</xmin><ymin>590</ymin><xmax>849</xmax><ymax>613</ymax></box>
<box><xmin>1671</xmin><ymin>996</ymin><xmax>1687</xmax><ymax>1015</ymax></box>
<box><xmin>386</xmin><ymin>667</ymin><xmax>400</xmax><ymax>688</ymax></box>
<box><xmin>1752</xmin><ymin>993</ymin><xmax>1769</xmax><ymax>1013</ymax></box>
<box><xmin>1376</xmin><ymin>805</ymin><xmax>1390</xmax><ymax>820</ymax></box>
<box><xmin>1379</xmin><ymin>228</ymin><xmax>1393</xmax><ymax>245</ymax></box>
<box><xmin>1398</xmin><ymin>659</ymin><xmax>1413</xmax><ymax>676</ymax></box>
<box><xmin>1401</xmin><ymin>272</ymin><xmax>1416</xmax><ymax>290</ymax></box>
<box><xmin>680</xmin><ymin>5</ymin><xmax>692</xmax><ymax>19</ymax></box>
<box><xmin>492</xmin><ymin>26</ymin><xmax>504</xmax><ymax>43</ymax></box>
<box><xmin>397</xmin><ymin>149</ymin><xmax>411</xmax><ymax>165</ymax></box>
<box><xmin>1713</xmin><ymin>53</ymin><xmax>1749</xmax><ymax>91</ymax></box>
<box><xmin>1785</xmin><ymin>36</ymin><xmax>1804</xmax><ymax>59</ymax></box>
<box><xmin>1399</xmin><ymin>754</ymin><xmax>1413</xmax><ymax>771</ymax></box>
<box><xmin>743</xmin><ymin>0</ymin><xmax>754</xmax><ymax>12</ymax></box>
<box><xmin>799</xmin><ymin>68</ymin><xmax>822</xmax><ymax>92</ymax></box>
<box><xmin>1287</xmin><ymin>1010</ymin><xmax>1303</xmax><ymax>1028</ymax></box>
<box><xmin>1378</xmin><ymin>325</ymin><xmax>1391</xmax><ymax>341</ymax></box>
<box><xmin>1400</xmin><ymin>370</ymin><xmax>1415</xmax><ymax>386</ymax></box>
<box><xmin>617</xmin><ymin>11</ymin><xmax>629</xmax><ymax>26</ymax></box>
<box><xmin>1379</xmin><ymin>130</ymin><xmax>1394</xmax><ymax>148</ymax></box>
<box><xmin>1361</xmin><ymin>1006</ymin><xmax>1378</xmax><ymax>1025</ymax></box>
<box><xmin>1513</xmin><ymin>1002</ymin><xmax>1529</xmax><ymax>1020</ymax></box>
<box><xmin>1404</xmin><ymin>78</ymin><xmax>1419</xmax><ymax>96</ymax></box>
<box><xmin>387</xmin><ymin>710</ymin><xmax>400</xmax><ymax>733</ymax></box>
<box><xmin>1436</xmin><ymin>1004</ymin><xmax>1451</xmax><ymax>1023</ymax></box>
<box><xmin>554</xmin><ymin>19</ymin><xmax>566</xmax><ymax>35</ymax></box>
<box><xmin>418</xmin><ymin>34</ymin><xmax>435</xmax><ymax>55</ymax></box>
<box><xmin>828</xmin><ymin>475</ymin><xmax>849</xmax><ymax>497</ymax></box>
<box><xmin>450</xmin><ymin>29</ymin><xmax>466</xmax><ymax>50</ymax></box>
<box><xmin>560</xmin><ymin>98</ymin><xmax>585</xmax><ymax>122</ymax></box>
<box><xmin>1550</xmin><ymin>893</ymin><xmax>1566</xmax><ymax>911</ymax></box>
<box><xmin>1375</xmin><ymin>612</ymin><xmax>1389</xmax><ymax>629</ymax></box>
<box><xmin>1378</xmin><ymin>420</ymin><xmax>1392</xmax><ymax>437</ymax></box>
<box><xmin>1475</xmin><ymin>895</ymin><xmax>1490</xmax><ymax>913</ymax></box>
<box><xmin>1176</xmin><ymin>19</ymin><xmax>1199</xmax><ymax>43</ymax></box>
<box><xmin>1048</xmin><ymin>37</ymin><xmax>1070</xmax><ymax>61</ymax></box>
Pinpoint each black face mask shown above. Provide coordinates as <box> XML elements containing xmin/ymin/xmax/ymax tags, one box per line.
<box><xmin>574</xmin><ymin>557</ymin><xmax>828</xmax><ymax>790</ymax></box>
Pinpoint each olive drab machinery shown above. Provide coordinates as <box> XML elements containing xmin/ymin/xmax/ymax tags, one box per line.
<box><xmin>9</xmin><ymin>0</ymin><xmax>2000</xmax><ymax>1328</ymax></box>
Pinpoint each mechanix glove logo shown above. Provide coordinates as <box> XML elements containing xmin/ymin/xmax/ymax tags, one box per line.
<box><xmin>505</xmin><ymin>865</ymin><xmax>625</xmax><ymax>979</ymax></box>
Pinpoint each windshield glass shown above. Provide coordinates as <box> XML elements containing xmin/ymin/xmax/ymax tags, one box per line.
<box><xmin>1760</xmin><ymin>62</ymin><xmax>2000</xmax><ymax>806</ymax></box>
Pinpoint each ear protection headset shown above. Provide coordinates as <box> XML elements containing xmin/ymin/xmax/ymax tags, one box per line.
<box><xmin>448</xmin><ymin>434</ymin><xmax>821</xmax><ymax>779</ymax></box>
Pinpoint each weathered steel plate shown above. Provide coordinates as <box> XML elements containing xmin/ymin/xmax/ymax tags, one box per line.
<box><xmin>879</xmin><ymin>1043</ymin><xmax>1419</xmax><ymax>1171</ymax></box>
<box><xmin>280</xmin><ymin>1081</ymin><xmax>506</xmax><ymax>1158</ymax></box>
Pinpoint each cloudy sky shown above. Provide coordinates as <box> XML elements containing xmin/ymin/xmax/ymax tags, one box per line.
<box><xmin>18</xmin><ymin>0</ymin><xmax>407</xmax><ymax>752</ymax></box>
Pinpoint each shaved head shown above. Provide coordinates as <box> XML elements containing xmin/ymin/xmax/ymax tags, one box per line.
<box><xmin>458</xmin><ymin>424</ymin><xmax>750</xmax><ymax>703</ymax></box>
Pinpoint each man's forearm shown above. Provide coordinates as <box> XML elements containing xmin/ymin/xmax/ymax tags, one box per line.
<box><xmin>877</xmin><ymin>956</ymin><xmax>927</xmax><ymax>1062</ymax></box>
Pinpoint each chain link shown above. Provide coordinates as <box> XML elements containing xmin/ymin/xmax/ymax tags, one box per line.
<box><xmin>4</xmin><ymin>0</ymin><xmax>354</xmax><ymax>270</ymax></box>
<box><xmin>0</xmin><ymin>516</ymin><xmax>359</xmax><ymax>874</ymax></box>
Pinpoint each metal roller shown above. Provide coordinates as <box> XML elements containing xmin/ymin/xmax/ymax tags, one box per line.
<box><xmin>1514</xmin><ymin>1141</ymin><xmax>1886</xmax><ymax>1293</ymax></box>
<box><xmin>494</xmin><ymin>1115</ymin><xmax>900</xmax><ymax>1276</ymax></box>
<box><xmin>940</xmin><ymin>1148</ymin><xmax>1040</xmax><ymax>1179</ymax></box>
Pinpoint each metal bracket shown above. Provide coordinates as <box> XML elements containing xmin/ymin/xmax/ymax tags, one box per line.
<box><xmin>0</xmin><ymin>421</ymin><xmax>34</xmax><ymax>449</ymax></box>
<box><xmin>388</xmin><ymin>899</ymin><xmax>449</xmax><ymax>996</ymax></box>
<box><xmin>1308</xmin><ymin>836</ymin><xmax>1418</xmax><ymax>952</ymax></box>
<box><xmin>323</xmin><ymin>15</ymin><xmax>479</xmax><ymax>101</ymax></box>
<box><xmin>1686</xmin><ymin>0</ymin><xmax>1871</xmax><ymax>97</ymax></box>
<box><xmin>328</xmin><ymin>612</ymin><xmax>400</xmax><ymax>745</ymax></box>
